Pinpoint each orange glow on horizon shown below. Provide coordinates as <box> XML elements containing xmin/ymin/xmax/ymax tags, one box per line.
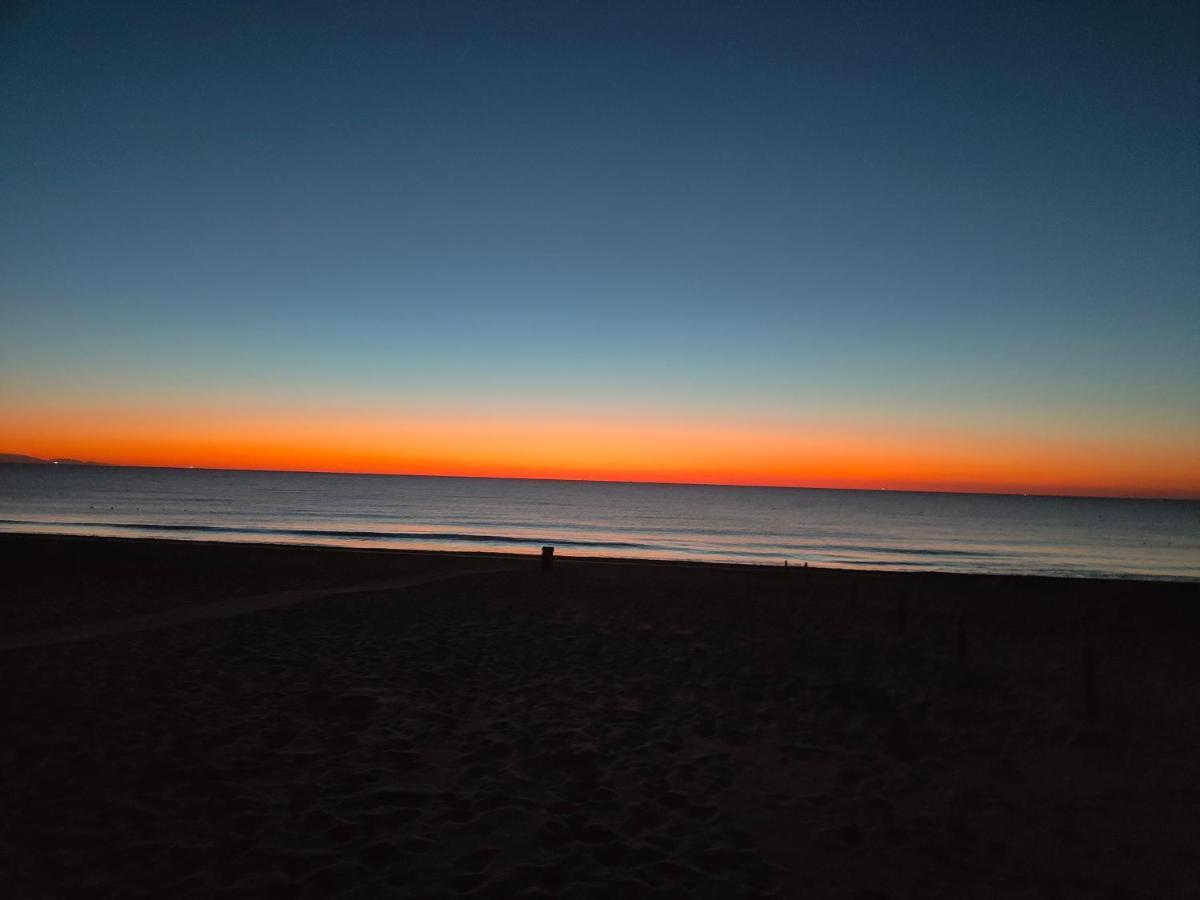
<box><xmin>3</xmin><ymin>403</ymin><xmax>1198</xmax><ymax>500</ymax></box>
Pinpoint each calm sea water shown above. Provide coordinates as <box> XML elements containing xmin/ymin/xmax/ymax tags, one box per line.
<box><xmin>1</xmin><ymin>465</ymin><xmax>1197</xmax><ymax>580</ymax></box>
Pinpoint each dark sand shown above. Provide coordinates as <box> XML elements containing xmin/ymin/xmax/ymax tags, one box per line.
<box><xmin>1</xmin><ymin>534</ymin><xmax>1197</xmax><ymax>898</ymax></box>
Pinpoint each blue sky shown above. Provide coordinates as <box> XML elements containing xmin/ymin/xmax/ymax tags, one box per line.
<box><xmin>1</xmin><ymin>1</ymin><xmax>1197</xmax><ymax>492</ymax></box>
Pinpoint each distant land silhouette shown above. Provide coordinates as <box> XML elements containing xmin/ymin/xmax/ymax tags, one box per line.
<box><xmin>0</xmin><ymin>453</ymin><xmax>108</xmax><ymax>466</ymax></box>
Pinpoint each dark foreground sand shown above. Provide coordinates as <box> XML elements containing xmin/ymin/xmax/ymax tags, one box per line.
<box><xmin>1</xmin><ymin>534</ymin><xmax>1197</xmax><ymax>898</ymax></box>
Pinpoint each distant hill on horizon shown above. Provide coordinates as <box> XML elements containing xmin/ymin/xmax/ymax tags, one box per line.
<box><xmin>0</xmin><ymin>453</ymin><xmax>108</xmax><ymax>466</ymax></box>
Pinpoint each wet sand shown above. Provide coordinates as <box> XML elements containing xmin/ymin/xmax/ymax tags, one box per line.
<box><xmin>2</xmin><ymin>533</ymin><xmax>1198</xmax><ymax>898</ymax></box>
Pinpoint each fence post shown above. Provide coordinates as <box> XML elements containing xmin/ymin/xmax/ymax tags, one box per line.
<box><xmin>541</xmin><ymin>546</ymin><xmax>554</xmax><ymax>571</ymax></box>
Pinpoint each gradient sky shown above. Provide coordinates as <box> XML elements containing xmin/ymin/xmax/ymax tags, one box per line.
<box><xmin>1</xmin><ymin>1</ymin><xmax>1197</xmax><ymax>497</ymax></box>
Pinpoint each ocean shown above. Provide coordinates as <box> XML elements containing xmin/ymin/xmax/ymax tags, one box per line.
<box><xmin>1</xmin><ymin>464</ymin><xmax>1196</xmax><ymax>580</ymax></box>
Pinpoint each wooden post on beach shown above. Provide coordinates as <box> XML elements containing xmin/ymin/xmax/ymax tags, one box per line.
<box><xmin>541</xmin><ymin>545</ymin><xmax>554</xmax><ymax>571</ymax></box>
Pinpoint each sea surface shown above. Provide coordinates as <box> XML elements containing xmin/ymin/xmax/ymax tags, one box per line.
<box><xmin>1</xmin><ymin>464</ymin><xmax>1197</xmax><ymax>580</ymax></box>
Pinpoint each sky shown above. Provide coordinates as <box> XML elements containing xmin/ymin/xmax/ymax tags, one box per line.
<box><xmin>1</xmin><ymin>1</ymin><xmax>1197</xmax><ymax>497</ymax></box>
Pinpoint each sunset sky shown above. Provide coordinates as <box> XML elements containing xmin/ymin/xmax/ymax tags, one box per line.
<box><xmin>2</xmin><ymin>1</ymin><xmax>1197</xmax><ymax>498</ymax></box>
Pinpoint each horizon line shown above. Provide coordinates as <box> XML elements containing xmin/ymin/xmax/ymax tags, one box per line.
<box><xmin>3</xmin><ymin>455</ymin><xmax>1196</xmax><ymax>503</ymax></box>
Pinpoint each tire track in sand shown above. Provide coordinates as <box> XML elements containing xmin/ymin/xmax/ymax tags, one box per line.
<box><xmin>1</xmin><ymin>566</ymin><xmax>513</xmax><ymax>651</ymax></box>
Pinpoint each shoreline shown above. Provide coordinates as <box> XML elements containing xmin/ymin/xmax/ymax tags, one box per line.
<box><xmin>2</xmin><ymin>529</ymin><xmax>1195</xmax><ymax>586</ymax></box>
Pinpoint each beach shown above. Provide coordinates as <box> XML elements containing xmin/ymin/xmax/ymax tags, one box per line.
<box><xmin>2</xmin><ymin>533</ymin><xmax>1197</xmax><ymax>898</ymax></box>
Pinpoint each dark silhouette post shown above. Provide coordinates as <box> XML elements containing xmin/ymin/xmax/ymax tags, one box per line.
<box><xmin>541</xmin><ymin>545</ymin><xmax>554</xmax><ymax>571</ymax></box>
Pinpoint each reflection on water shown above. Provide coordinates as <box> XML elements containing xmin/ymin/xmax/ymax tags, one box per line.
<box><xmin>1</xmin><ymin>465</ymin><xmax>1197</xmax><ymax>580</ymax></box>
